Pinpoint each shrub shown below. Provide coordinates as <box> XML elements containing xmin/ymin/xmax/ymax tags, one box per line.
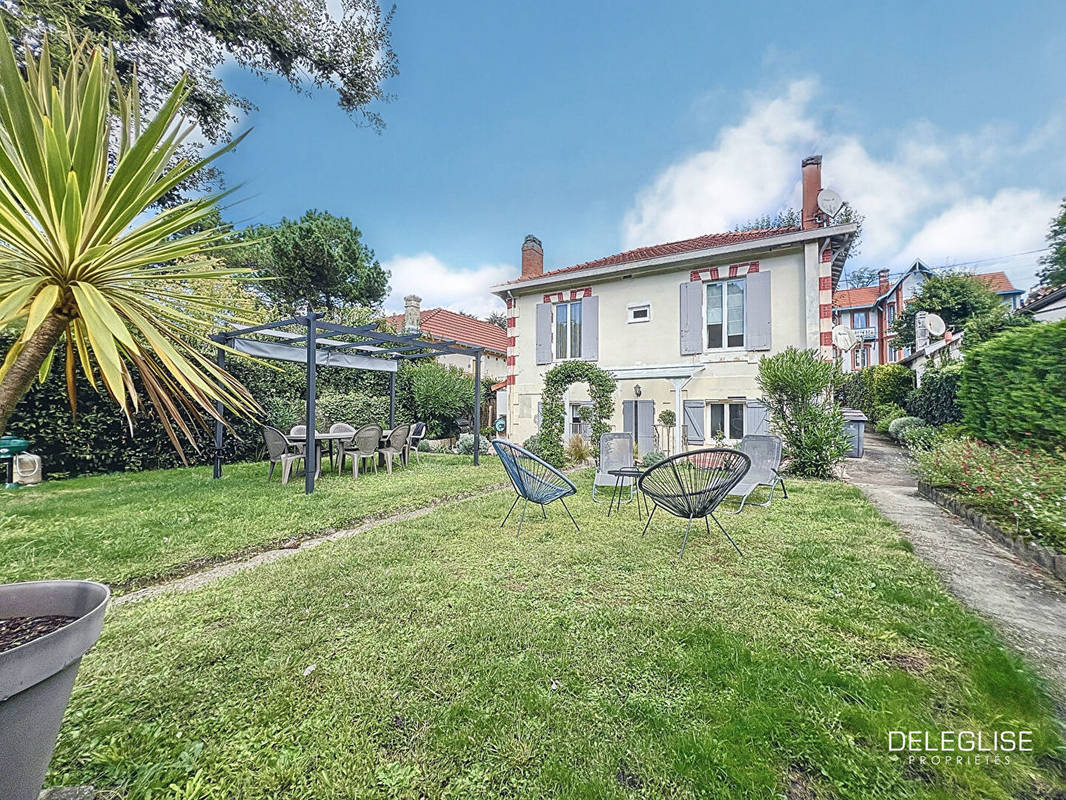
<box><xmin>872</xmin><ymin>364</ymin><xmax>915</xmax><ymax>409</ymax></box>
<box><xmin>539</xmin><ymin>361</ymin><xmax>616</xmax><ymax>467</ymax></box>
<box><xmin>522</xmin><ymin>434</ymin><xmax>543</xmax><ymax>457</ymax></box>
<box><xmin>417</xmin><ymin>440</ymin><xmax>435</xmax><ymax>453</ymax></box>
<box><xmin>888</xmin><ymin>416</ymin><xmax>924</xmax><ymax>442</ymax></box>
<box><xmin>902</xmin><ymin>424</ymin><xmax>937</xmax><ymax>451</ymax></box>
<box><xmin>913</xmin><ymin>438</ymin><xmax>1066</xmax><ymax>551</ymax></box>
<box><xmin>757</xmin><ymin>347</ymin><xmax>849</xmax><ymax>479</ymax></box>
<box><xmin>564</xmin><ymin>435</ymin><xmax>593</xmax><ymax>464</ymax></box>
<box><xmin>657</xmin><ymin>410</ymin><xmax>676</xmax><ymax>427</ymax></box>
<box><xmin>456</xmin><ymin>432</ymin><xmax>492</xmax><ymax>455</ymax></box>
<box><xmin>959</xmin><ymin>319</ymin><xmax>1066</xmax><ymax>448</ymax></box>
<box><xmin>314</xmin><ymin>391</ymin><xmax>389</xmax><ymax>430</ymax></box>
<box><xmin>641</xmin><ymin>450</ymin><xmax>666</xmax><ymax>468</ymax></box>
<box><xmin>905</xmin><ymin>363</ymin><xmax>963</xmax><ymax>426</ymax></box>
<box><xmin>873</xmin><ymin>403</ymin><xmax>906</xmax><ymax>433</ymax></box>
<box><xmin>836</xmin><ymin>370</ymin><xmax>873</xmax><ymax>419</ymax></box>
<box><xmin>402</xmin><ymin>361</ymin><xmax>481</xmax><ymax>439</ymax></box>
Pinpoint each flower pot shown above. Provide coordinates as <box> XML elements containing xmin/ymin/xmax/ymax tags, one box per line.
<box><xmin>1</xmin><ymin>580</ymin><xmax>109</xmax><ymax>800</ymax></box>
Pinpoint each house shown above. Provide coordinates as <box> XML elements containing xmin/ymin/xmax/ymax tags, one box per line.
<box><xmin>384</xmin><ymin>296</ymin><xmax>508</xmax><ymax>379</ymax></box>
<box><xmin>832</xmin><ymin>261</ymin><xmax>1022</xmax><ymax>372</ymax></box>
<box><xmin>490</xmin><ymin>155</ymin><xmax>858</xmax><ymax>455</ymax></box>
<box><xmin>899</xmin><ymin>330</ymin><xmax>965</xmax><ymax>385</ymax></box>
<box><xmin>1018</xmin><ymin>283</ymin><xmax>1066</xmax><ymax>322</ymax></box>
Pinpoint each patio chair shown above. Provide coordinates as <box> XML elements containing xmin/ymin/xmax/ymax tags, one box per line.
<box><xmin>263</xmin><ymin>425</ymin><xmax>305</xmax><ymax>485</ymax></box>
<box><xmin>722</xmin><ymin>435</ymin><xmax>788</xmax><ymax>514</ymax></box>
<box><xmin>329</xmin><ymin>423</ymin><xmax>356</xmax><ymax>475</ymax></box>
<box><xmin>341</xmin><ymin>423</ymin><xmax>382</xmax><ymax>478</ymax></box>
<box><xmin>289</xmin><ymin>424</ymin><xmax>307</xmax><ymax>455</ymax></box>
<box><xmin>592</xmin><ymin>432</ymin><xmax>635</xmax><ymax>503</ymax></box>
<box><xmin>377</xmin><ymin>424</ymin><xmax>410</xmax><ymax>474</ymax></box>
<box><xmin>492</xmin><ymin>440</ymin><xmax>579</xmax><ymax>537</ymax></box>
<box><xmin>638</xmin><ymin>448</ymin><xmax>751</xmax><ymax>558</ymax></box>
<box><xmin>407</xmin><ymin>421</ymin><xmax>428</xmax><ymax>464</ymax></box>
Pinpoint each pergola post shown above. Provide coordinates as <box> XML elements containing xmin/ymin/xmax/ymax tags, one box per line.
<box><xmin>212</xmin><ymin>337</ymin><xmax>225</xmax><ymax>479</ymax></box>
<box><xmin>388</xmin><ymin>371</ymin><xmax>396</xmax><ymax>429</ymax></box>
<box><xmin>473</xmin><ymin>351</ymin><xmax>481</xmax><ymax>466</ymax></box>
<box><xmin>304</xmin><ymin>314</ymin><xmax>318</xmax><ymax>495</ymax></box>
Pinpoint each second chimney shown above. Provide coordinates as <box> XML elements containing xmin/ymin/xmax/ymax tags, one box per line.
<box><xmin>403</xmin><ymin>294</ymin><xmax>422</xmax><ymax>333</ymax></box>
<box><xmin>878</xmin><ymin>269</ymin><xmax>890</xmax><ymax>295</ymax></box>
<box><xmin>801</xmin><ymin>155</ymin><xmax>822</xmax><ymax>230</ymax></box>
<box><xmin>521</xmin><ymin>234</ymin><xmax>543</xmax><ymax>279</ymax></box>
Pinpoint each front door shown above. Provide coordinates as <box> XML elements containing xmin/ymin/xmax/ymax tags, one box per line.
<box><xmin>622</xmin><ymin>400</ymin><xmax>655</xmax><ymax>456</ymax></box>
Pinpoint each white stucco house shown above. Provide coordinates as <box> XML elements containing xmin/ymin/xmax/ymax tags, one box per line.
<box><xmin>490</xmin><ymin>155</ymin><xmax>858</xmax><ymax>455</ymax></box>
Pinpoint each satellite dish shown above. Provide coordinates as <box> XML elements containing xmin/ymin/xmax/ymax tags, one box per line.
<box><xmin>926</xmin><ymin>313</ymin><xmax>946</xmax><ymax>337</ymax></box>
<box><xmin>832</xmin><ymin>324</ymin><xmax>859</xmax><ymax>351</ymax></box>
<box><xmin>817</xmin><ymin>187</ymin><xmax>844</xmax><ymax>219</ymax></box>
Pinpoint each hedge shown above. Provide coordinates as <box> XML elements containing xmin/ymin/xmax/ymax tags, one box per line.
<box><xmin>958</xmin><ymin>319</ymin><xmax>1066</xmax><ymax>448</ymax></box>
<box><xmin>836</xmin><ymin>364</ymin><xmax>915</xmax><ymax>424</ymax></box>
<box><xmin>905</xmin><ymin>363</ymin><xmax>963</xmax><ymax>426</ymax></box>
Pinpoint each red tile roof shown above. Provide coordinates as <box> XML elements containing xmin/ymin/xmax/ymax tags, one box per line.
<box><xmin>504</xmin><ymin>227</ymin><xmax>800</xmax><ymax>284</ymax></box>
<box><xmin>383</xmin><ymin>308</ymin><xmax>508</xmax><ymax>354</ymax></box>
<box><xmin>974</xmin><ymin>271</ymin><xmax>1019</xmax><ymax>294</ymax></box>
<box><xmin>833</xmin><ymin>286</ymin><xmax>881</xmax><ymax>308</ymax></box>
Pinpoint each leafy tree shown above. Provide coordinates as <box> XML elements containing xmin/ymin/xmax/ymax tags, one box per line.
<box><xmin>0</xmin><ymin>34</ymin><xmax>260</xmax><ymax>453</ymax></box>
<box><xmin>2</xmin><ymin>0</ymin><xmax>397</xmax><ymax>145</ymax></box>
<box><xmin>239</xmin><ymin>210</ymin><xmax>389</xmax><ymax>314</ymax></box>
<box><xmin>1036</xmin><ymin>197</ymin><xmax>1066</xmax><ymax>288</ymax></box>
<box><xmin>890</xmin><ymin>272</ymin><xmax>1003</xmax><ymax>349</ymax></box>
<box><xmin>734</xmin><ymin>202</ymin><xmax>865</xmax><ymax>253</ymax></box>
<box><xmin>841</xmin><ymin>267</ymin><xmax>878</xmax><ymax>290</ymax></box>
<box><xmin>484</xmin><ymin>311</ymin><xmax>508</xmax><ymax>330</ymax></box>
<box><xmin>962</xmin><ymin>306</ymin><xmax>1034</xmax><ymax>350</ymax></box>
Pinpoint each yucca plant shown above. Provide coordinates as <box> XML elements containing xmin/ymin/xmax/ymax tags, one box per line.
<box><xmin>0</xmin><ymin>30</ymin><xmax>263</xmax><ymax>456</ymax></box>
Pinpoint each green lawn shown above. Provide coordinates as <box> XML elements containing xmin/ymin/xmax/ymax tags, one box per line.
<box><xmin>46</xmin><ymin>475</ymin><xmax>1066</xmax><ymax>799</ymax></box>
<box><xmin>0</xmin><ymin>454</ymin><xmax>506</xmax><ymax>591</ymax></box>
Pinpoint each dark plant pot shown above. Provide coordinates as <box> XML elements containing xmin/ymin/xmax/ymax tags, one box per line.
<box><xmin>0</xmin><ymin>580</ymin><xmax>109</xmax><ymax>800</ymax></box>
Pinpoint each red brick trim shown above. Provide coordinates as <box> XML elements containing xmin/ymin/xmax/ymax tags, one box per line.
<box><xmin>506</xmin><ymin>298</ymin><xmax>515</xmax><ymax>309</ymax></box>
<box><xmin>819</xmin><ymin>304</ymin><xmax>832</xmax><ymax>319</ymax></box>
<box><xmin>506</xmin><ymin>316</ymin><xmax>516</xmax><ymax>329</ymax></box>
<box><xmin>689</xmin><ymin>261</ymin><xmax>760</xmax><ymax>282</ymax></box>
<box><xmin>543</xmin><ymin>288</ymin><xmax>592</xmax><ymax>303</ymax></box>
<box><xmin>820</xmin><ymin>331</ymin><xmax>833</xmax><ymax>346</ymax></box>
<box><xmin>507</xmin><ymin>336</ymin><xmax>516</xmax><ymax>347</ymax></box>
<box><xmin>821</xmin><ymin>248</ymin><xmax>833</xmax><ymax>263</ymax></box>
<box><xmin>818</xmin><ymin>276</ymin><xmax>833</xmax><ymax>290</ymax></box>
<box><xmin>506</xmin><ymin>374</ymin><xmax>515</xmax><ymax>386</ymax></box>
<box><xmin>506</xmin><ymin>355</ymin><xmax>515</xmax><ymax>366</ymax></box>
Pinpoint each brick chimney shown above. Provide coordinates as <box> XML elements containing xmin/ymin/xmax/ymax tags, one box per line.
<box><xmin>521</xmin><ymin>234</ymin><xmax>543</xmax><ymax>279</ymax></box>
<box><xmin>403</xmin><ymin>294</ymin><xmax>421</xmax><ymax>333</ymax></box>
<box><xmin>801</xmin><ymin>155</ymin><xmax>822</xmax><ymax>230</ymax></box>
<box><xmin>878</xmin><ymin>268</ymin><xmax>890</xmax><ymax>295</ymax></box>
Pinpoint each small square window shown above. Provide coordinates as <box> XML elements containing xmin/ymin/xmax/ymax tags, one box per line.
<box><xmin>627</xmin><ymin>302</ymin><xmax>651</xmax><ymax>323</ymax></box>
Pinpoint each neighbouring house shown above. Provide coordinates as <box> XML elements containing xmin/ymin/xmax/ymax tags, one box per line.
<box><xmin>899</xmin><ymin>330</ymin><xmax>964</xmax><ymax>385</ymax></box>
<box><xmin>384</xmin><ymin>296</ymin><xmax>509</xmax><ymax>380</ymax></box>
<box><xmin>490</xmin><ymin>155</ymin><xmax>858</xmax><ymax>455</ymax></box>
<box><xmin>1018</xmin><ymin>283</ymin><xmax>1066</xmax><ymax>322</ymax></box>
<box><xmin>832</xmin><ymin>260</ymin><xmax>1022</xmax><ymax>372</ymax></box>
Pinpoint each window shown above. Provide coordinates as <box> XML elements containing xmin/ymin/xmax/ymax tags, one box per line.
<box><xmin>853</xmin><ymin>347</ymin><xmax>869</xmax><ymax>369</ymax></box>
<box><xmin>554</xmin><ymin>301</ymin><xmax>582</xmax><ymax>360</ymax></box>
<box><xmin>627</xmin><ymin>302</ymin><xmax>651</xmax><ymax>323</ymax></box>
<box><xmin>886</xmin><ymin>302</ymin><xmax>896</xmax><ymax>324</ymax></box>
<box><xmin>707</xmin><ymin>402</ymin><xmax>745</xmax><ymax>441</ymax></box>
<box><xmin>852</xmin><ymin>310</ymin><xmax>868</xmax><ymax>329</ymax></box>
<box><xmin>705</xmin><ymin>278</ymin><xmax>745</xmax><ymax>349</ymax></box>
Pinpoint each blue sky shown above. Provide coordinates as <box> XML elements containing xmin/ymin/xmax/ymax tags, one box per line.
<box><xmin>216</xmin><ymin>0</ymin><xmax>1066</xmax><ymax>315</ymax></box>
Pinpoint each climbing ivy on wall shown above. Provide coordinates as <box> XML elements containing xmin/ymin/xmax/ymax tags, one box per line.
<box><xmin>539</xmin><ymin>361</ymin><xmax>617</xmax><ymax>466</ymax></box>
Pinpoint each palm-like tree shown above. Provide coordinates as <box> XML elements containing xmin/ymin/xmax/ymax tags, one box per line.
<box><xmin>0</xmin><ymin>31</ymin><xmax>262</xmax><ymax>455</ymax></box>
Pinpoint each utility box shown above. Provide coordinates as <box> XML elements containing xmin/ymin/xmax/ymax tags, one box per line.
<box><xmin>842</xmin><ymin>409</ymin><xmax>868</xmax><ymax>459</ymax></box>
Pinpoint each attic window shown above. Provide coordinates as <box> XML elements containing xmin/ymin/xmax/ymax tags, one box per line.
<box><xmin>627</xmin><ymin>302</ymin><xmax>651</xmax><ymax>323</ymax></box>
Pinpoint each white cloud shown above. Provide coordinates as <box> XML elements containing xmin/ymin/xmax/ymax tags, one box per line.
<box><xmin>622</xmin><ymin>79</ymin><xmax>1059</xmax><ymax>291</ymax></box>
<box><xmin>382</xmin><ymin>253</ymin><xmax>510</xmax><ymax>318</ymax></box>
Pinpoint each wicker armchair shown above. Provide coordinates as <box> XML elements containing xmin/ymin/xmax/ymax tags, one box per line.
<box><xmin>638</xmin><ymin>448</ymin><xmax>751</xmax><ymax>558</ymax></box>
<box><xmin>492</xmin><ymin>440</ymin><xmax>579</xmax><ymax>536</ymax></box>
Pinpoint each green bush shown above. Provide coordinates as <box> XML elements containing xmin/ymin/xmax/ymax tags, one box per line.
<box><xmin>905</xmin><ymin>363</ymin><xmax>963</xmax><ymax>426</ymax></box>
<box><xmin>873</xmin><ymin>403</ymin><xmax>906</xmax><ymax>433</ymax></box>
<box><xmin>399</xmin><ymin>360</ymin><xmax>486</xmax><ymax>440</ymax></box>
<box><xmin>564</xmin><ymin>435</ymin><xmax>593</xmax><ymax>464</ymax></box>
<box><xmin>913</xmin><ymin>438</ymin><xmax>1066</xmax><ymax>551</ymax></box>
<box><xmin>641</xmin><ymin>450</ymin><xmax>666</xmax><ymax>468</ymax></box>
<box><xmin>872</xmin><ymin>364</ymin><xmax>915</xmax><ymax>409</ymax></box>
<box><xmin>657</xmin><ymin>410</ymin><xmax>676</xmax><ymax>428</ymax></box>
<box><xmin>902</xmin><ymin>424</ymin><xmax>937</xmax><ymax>451</ymax></box>
<box><xmin>757</xmin><ymin>347</ymin><xmax>849</xmax><ymax>479</ymax></box>
<box><xmin>314</xmin><ymin>391</ymin><xmax>389</xmax><ymax>430</ymax></box>
<box><xmin>456</xmin><ymin>432</ymin><xmax>492</xmax><ymax>455</ymax></box>
<box><xmin>836</xmin><ymin>369</ymin><xmax>874</xmax><ymax>419</ymax></box>
<box><xmin>959</xmin><ymin>319</ymin><xmax>1066</xmax><ymax>448</ymax></box>
<box><xmin>521</xmin><ymin>434</ymin><xmax>543</xmax><ymax>457</ymax></box>
<box><xmin>888</xmin><ymin>415</ymin><xmax>924</xmax><ymax>442</ymax></box>
<box><xmin>539</xmin><ymin>361</ymin><xmax>616</xmax><ymax>467</ymax></box>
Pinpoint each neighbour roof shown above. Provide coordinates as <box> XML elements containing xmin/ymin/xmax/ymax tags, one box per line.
<box><xmin>1020</xmin><ymin>283</ymin><xmax>1066</xmax><ymax>312</ymax></box>
<box><xmin>833</xmin><ymin>269</ymin><xmax>1021</xmax><ymax>309</ymax></box>
<box><xmin>973</xmin><ymin>271</ymin><xmax>1021</xmax><ymax>294</ymax></box>
<box><xmin>503</xmin><ymin>227</ymin><xmax>800</xmax><ymax>285</ymax></box>
<box><xmin>384</xmin><ymin>308</ymin><xmax>508</xmax><ymax>354</ymax></box>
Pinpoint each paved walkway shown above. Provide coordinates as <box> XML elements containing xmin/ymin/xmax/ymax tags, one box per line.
<box><xmin>843</xmin><ymin>434</ymin><xmax>1066</xmax><ymax>709</ymax></box>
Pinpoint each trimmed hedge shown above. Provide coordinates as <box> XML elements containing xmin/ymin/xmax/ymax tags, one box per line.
<box><xmin>836</xmin><ymin>364</ymin><xmax>915</xmax><ymax>424</ymax></box>
<box><xmin>958</xmin><ymin>319</ymin><xmax>1066</xmax><ymax>448</ymax></box>
<box><xmin>905</xmin><ymin>363</ymin><xmax>963</xmax><ymax>426</ymax></box>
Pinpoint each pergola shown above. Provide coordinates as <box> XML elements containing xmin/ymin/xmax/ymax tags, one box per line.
<box><xmin>210</xmin><ymin>313</ymin><xmax>485</xmax><ymax>494</ymax></box>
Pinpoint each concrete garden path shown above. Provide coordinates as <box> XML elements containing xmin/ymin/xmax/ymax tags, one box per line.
<box><xmin>844</xmin><ymin>433</ymin><xmax>1066</xmax><ymax>708</ymax></box>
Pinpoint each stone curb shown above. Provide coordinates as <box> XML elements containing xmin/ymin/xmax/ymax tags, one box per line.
<box><xmin>916</xmin><ymin>481</ymin><xmax>1066</xmax><ymax>583</ymax></box>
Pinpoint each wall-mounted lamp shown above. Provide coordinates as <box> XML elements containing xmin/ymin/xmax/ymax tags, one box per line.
<box><xmin>634</xmin><ymin>384</ymin><xmax>642</xmax><ymax>397</ymax></box>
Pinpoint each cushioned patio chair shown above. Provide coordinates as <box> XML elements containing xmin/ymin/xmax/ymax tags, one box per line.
<box><xmin>341</xmin><ymin>423</ymin><xmax>382</xmax><ymax>478</ymax></box>
<box><xmin>638</xmin><ymin>448</ymin><xmax>751</xmax><ymax>558</ymax></box>
<box><xmin>722</xmin><ymin>434</ymin><xmax>788</xmax><ymax>514</ymax></box>
<box><xmin>263</xmin><ymin>425</ymin><xmax>305</xmax><ymax>485</ymax></box>
<box><xmin>592</xmin><ymin>432</ymin><xmax>635</xmax><ymax>503</ymax></box>
<box><xmin>378</xmin><ymin>424</ymin><xmax>410</xmax><ymax>474</ymax></box>
<box><xmin>492</xmin><ymin>440</ymin><xmax>579</xmax><ymax>537</ymax></box>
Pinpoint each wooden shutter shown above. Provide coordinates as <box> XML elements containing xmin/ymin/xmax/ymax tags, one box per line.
<box><xmin>679</xmin><ymin>282</ymin><xmax>703</xmax><ymax>355</ymax></box>
<box><xmin>581</xmin><ymin>295</ymin><xmax>599</xmax><ymax>361</ymax></box>
<box><xmin>535</xmin><ymin>303</ymin><xmax>552</xmax><ymax>365</ymax></box>
<box><xmin>683</xmin><ymin>400</ymin><xmax>704</xmax><ymax>445</ymax></box>
<box><xmin>745</xmin><ymin>400</ymin><xmax>771</xmax><ymax>436</ymax></box>
<box><xmin>745</xmin><ymin>270</ymin><xmax>772</xmax><ymax>351</ymax></box>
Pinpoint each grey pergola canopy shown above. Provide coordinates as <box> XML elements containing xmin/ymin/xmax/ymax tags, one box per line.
<box><xmin>210</xmin><ymin>312</ymin><xmax>485</xmax><ymax>493</ymax></box>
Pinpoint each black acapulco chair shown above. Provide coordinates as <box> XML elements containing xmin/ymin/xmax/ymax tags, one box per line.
<box><xmin>492</xmin><ymin>440</ymin><xmax>579</xmax><ymax>537</ymax></box>
<box><xmin>638</xmin><ymin>448</ymin><xmax>752</xmax><ymax>558</ymax></box>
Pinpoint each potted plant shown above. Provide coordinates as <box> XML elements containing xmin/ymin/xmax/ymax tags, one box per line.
<box><xmin>1</xmin><ymin>580</ymin><xmax>109</xmax><ymax>799</ymax></box>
